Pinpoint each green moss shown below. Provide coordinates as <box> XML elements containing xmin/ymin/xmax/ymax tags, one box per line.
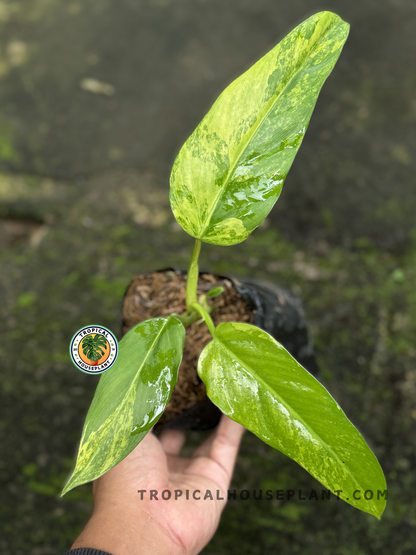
<box><xmin>15</xmin><ymin>291</ymin><xmax>37</xmax><ymax>308</ymax></box>
<box><xmin>1</xmin><ymin>167</ymin><xmax>415</xmax><ymax>553</ymax></box>
<box><xmin>0</xmin><ymin>119</ymin><xmax>19</xmax><ymax>163</ymax></box>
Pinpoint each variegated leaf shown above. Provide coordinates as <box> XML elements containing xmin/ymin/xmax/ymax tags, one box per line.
<box><xmin>170</xmin><ymin>11</ymin><xmax>349</xmax><ymax>245</ymax></box>
<box><xmin>62</xmin><ymin>316</ymin><xmax>185</xmax><ymax>495</ymax></box>
<box><xmin>198</xmin><ymin>322</ymin><xmax>387</xmax><ymax>518</ymax></box>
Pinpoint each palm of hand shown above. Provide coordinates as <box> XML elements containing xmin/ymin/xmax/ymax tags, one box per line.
<box><xmin>92</xmin><ymin>416</ymin><xmax>245</xmax><ymax>555</ymax></box>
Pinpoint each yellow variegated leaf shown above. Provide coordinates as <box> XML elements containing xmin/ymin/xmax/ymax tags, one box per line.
<box><xmin>198</xmin><ymin>323</ymin><xmax>387</xmax><ymax>518</ymax></box>
<box><xmin>170</xmin><ymin>11</ymin><xmax>349</xmax><ymax>245</ymax></box>
<box><xmin>62</xmin><ymin>316</ymin><xmax>185</xmax><ymax>495</ymax></box>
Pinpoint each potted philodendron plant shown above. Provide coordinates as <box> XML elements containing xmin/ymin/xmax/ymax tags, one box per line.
<box><xmin>62</xmin><ymin>11</ymin><xmax>387</xmax><ymax>519</ymax></box>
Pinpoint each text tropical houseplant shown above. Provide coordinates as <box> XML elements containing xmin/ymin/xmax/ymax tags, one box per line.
<box><xmin>62</xmin><ymin>12</ymin><xmax>387</xmax><ymax>519</ymax></box>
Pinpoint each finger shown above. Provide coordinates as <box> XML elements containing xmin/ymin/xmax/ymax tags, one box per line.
<box><xmin>193</xmin><ymin>416</ymin><xmax>245</xmax><ymax>481</ymax></box>
<box><xmin>159</xmin><ymin>428</ymin><xmax>186</xmax><ymax>455</ymax></box>
<box><xmin>192</xmin><ymin>429</ymin><xmax>217</xmax><ymax>459</ymax></box>
<box><xmin>208</xmin><ymin>416</ymin><xmax>245</xmax><ymax>480</ymax></box>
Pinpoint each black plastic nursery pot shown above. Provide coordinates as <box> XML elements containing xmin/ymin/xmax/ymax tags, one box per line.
<box><xmin>122</xmin><ymin>269</ymin><xmax>318</xmax><ymax>431</ymax></box>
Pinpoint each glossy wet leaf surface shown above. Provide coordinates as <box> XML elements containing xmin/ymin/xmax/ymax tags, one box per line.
<box><xmin>62</xmin><ymin>316</ymin><xmax>185</xmax><ymax>495</ymax></box>
<box><xmin>198</xmin><ymin>322</ymin><xmax>386</xmax><ymax>518</ymax></box>
<box><xmin>170</xmin><ymin>11</ymin><xmax>349</xmax><ymax>246</ymax></box>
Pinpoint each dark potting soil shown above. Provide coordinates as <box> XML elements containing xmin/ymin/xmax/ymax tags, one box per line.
<box><xmin>122</xmin><ymin>270</ymin><xmax>255</xmax><ymax>426</ymax></box>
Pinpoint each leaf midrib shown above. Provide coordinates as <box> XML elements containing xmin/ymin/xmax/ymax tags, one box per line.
<box><xmin>214</xmin><ymin>336</ymin><xmax>368</xmax><ymax>495</ymax></box>
<box><xmin>79</xmin><ymin>319</ymin><xmax>173</xmax><ymax>464</ymax></box>
<box><xmin>199</xmin><ymin>15</ymin><xmax>334</xmax><ymax>238</ymax></box>
<box><xmin>64</xmin><ymin>318</ymin><xmax>185</xmax><ymax>493</ymax></box>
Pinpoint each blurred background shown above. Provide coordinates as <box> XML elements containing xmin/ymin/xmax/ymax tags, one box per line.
<box><xmin>0</xmin><ymin>0</ymin><xmax>415</xmax><ymax>553</ymax></box>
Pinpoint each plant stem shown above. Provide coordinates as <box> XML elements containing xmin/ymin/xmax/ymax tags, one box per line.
<box><xmin>192</xmin><ymin>302</ymin><xmax>216</xmax><ymax>337</ymax></box>
<box><xmin>186</xmin><ymin>238</ymin><xmax>202</xmax><ymax>312</ymax></box>
<box><xmin>172</xmin><ymin>311</ymin><xmax>200</xmax><ymax>327</ymax></box>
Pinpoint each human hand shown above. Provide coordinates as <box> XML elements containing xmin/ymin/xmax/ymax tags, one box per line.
<box><xmin>71</xmin><ymin>415</ymin><xmax>245</xmax><ymax>555</ymax></box>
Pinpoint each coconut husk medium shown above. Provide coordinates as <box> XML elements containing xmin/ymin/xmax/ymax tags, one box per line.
<box><xmin>122</xmin><ymin>269</ymin><xmax>254</xmax><ymax>425</ymax></box>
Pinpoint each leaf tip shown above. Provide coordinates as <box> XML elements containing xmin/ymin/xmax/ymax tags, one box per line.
<box><xmin>61</xmin><ymin>471</ymin><xmax>80</xmax><ymax>497</ymax></box>
<box><xmin>60</xmin><ymin>482</ymin><xmax>72</xmax><ymax>497</ymax></box>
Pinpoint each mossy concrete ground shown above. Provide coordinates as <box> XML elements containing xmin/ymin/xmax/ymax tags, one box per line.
<box><xmin>0</xmin><ymin>1</ymin><xmax>415</xmax><ymax>553</ymax></box>
<box><xmin>1</xmin><ymin>169</ymin><xmax>415</xmax><ymax>554</ymax></box>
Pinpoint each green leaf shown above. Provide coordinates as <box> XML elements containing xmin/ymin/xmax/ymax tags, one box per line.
<box><xmin>170</xmin><ymin>12</ymin><xmax>349</xmax><ymax>245</ymax></box>
<box><xmin>81</xmin><ymin>334</ymin><xmax>109</xmax><ymax>361</ymax></box>
<box><xmin>198</xmin><ymin>323</ymin><xmax>387</xmax><ymax>518</ymax></box>
<box><xmin>207</xmin><ymin>286</ymin><xmax>224</xmax><ymax>298</ymax></box>
<box><xmin>62</xmin><ymin>316</ymin><xmax>185</xmax><ymax>495</ymax></box>
<box><xmin>95</xmin><ymin>335</ymin><xmax>107</xmax><ymax>347</ymax></box>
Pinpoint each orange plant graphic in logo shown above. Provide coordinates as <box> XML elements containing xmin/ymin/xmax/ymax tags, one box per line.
<box><xmin>70</xmin><ymin>326</ymin><xmax>118</xmax><ymax>374</ymax></box>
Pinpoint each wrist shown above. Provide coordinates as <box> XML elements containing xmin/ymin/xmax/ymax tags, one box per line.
<box><xmin>71</xmin><ymin>506</ymin><xmax>184</xmax><ymax>555</ymax></box>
